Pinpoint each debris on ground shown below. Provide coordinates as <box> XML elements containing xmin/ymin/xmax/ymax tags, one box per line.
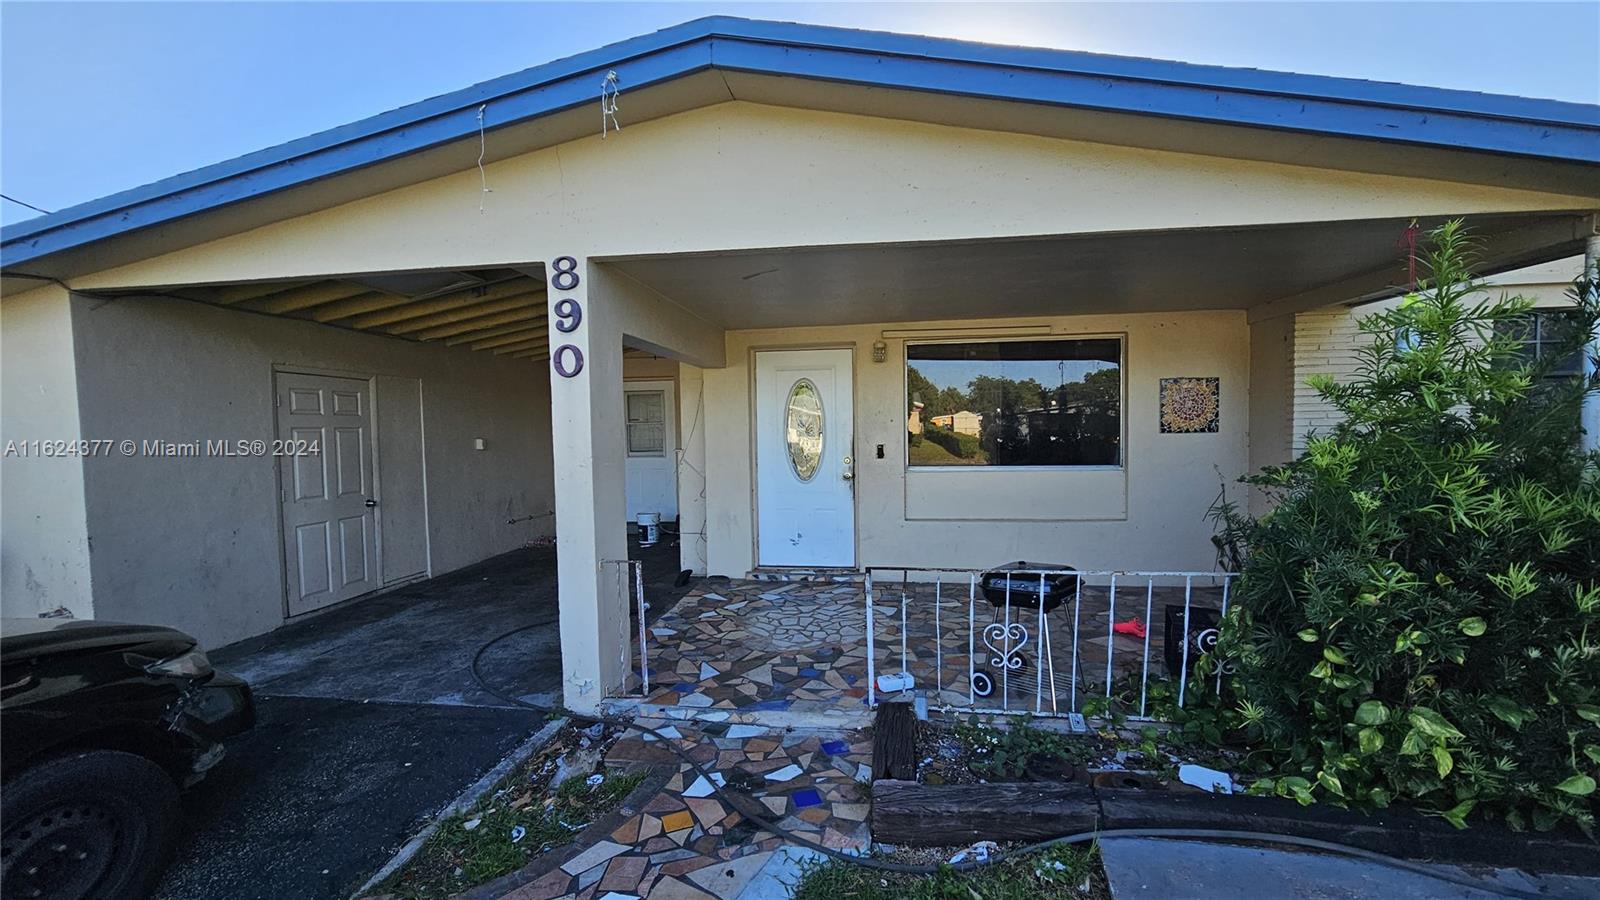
<box><xmin>792</xmin><ymin>841</ymin><xmax>1110</xmax><ymax>900</ymax></box>
<box><xmin>369</xmin><ymin>720</ymin><xmax>642</xmax><ymax>900</ymax></box>
<box><xmin>1177</xmin><ymin>762</ymin><xmax>1236</xmax><ymax>794</ymax></box>
<box><xmin>949</xmin><ymin>840</ymin><xmax>999</xmax><ymax>864</ymax></box>
<box><xmin>1112</xmin><ymin>618</ymin><xmax>1147</xmax><ymax>638</ymax></box>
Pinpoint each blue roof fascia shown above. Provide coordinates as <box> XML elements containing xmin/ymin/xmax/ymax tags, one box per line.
<box><xmin>6</xmin><ymin>15</ymin><xmax>1597</xmax><ymax>271</ymax></box>
<box><xmin>708</xmin><ymin>34</ymin><xmax>1600</xmax><ymax>163</ymax></box>
<box><xmin>714</xmin><ymin>17</ymin><xmax>1599</xmax><ymax>128</ymax></box>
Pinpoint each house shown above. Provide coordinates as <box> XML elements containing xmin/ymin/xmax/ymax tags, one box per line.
<box><xmin>929</xmin><ymin>411</ymin><xmax>981</xmax><ymax>436</ymax></box>
<box><xmin>2</xmin><ymin>17</ymin><xmax>1596</xmax><ymax>715</ymax></box>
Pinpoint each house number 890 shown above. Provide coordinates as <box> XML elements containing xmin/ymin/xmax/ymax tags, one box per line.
<box><xmin>551</xmin><ymin>256</ymin><xmax>584</xmax><ymax>378</ymax></box>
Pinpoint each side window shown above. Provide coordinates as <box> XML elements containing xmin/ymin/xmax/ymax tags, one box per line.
<box><xmin>625</xmin><ymin>391</ymin><xmax>666</xmax><ymax>456</ymax></box>
<box><xmin>1500</xmin><ymin>310</ymin><xmax>1585</xmax><ymax>381</ymax></box>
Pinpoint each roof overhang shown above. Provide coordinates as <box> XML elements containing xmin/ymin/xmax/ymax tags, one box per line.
<box><xmin>5</xmin><ymin>16</ymin><xmax>1598</xmax><ymax>279</ymax></box>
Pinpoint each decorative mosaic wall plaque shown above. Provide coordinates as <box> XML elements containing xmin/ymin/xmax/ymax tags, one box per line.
<box><xmin>1160</xmin><ymin>377</ymin><xmax>1220</xmax><ymax>433</ymax></box>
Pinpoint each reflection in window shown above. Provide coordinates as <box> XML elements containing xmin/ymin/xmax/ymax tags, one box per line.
<box><xmin>907</xmin><ymin>338</ymin><xmax>1121</xmax><ymax>467</ymax></box>
<box><xmin>786</xmin><ymin>379</ymin><xmax>823</xmax><ymax>482</ymax></box>
<box><xmin>625</xmin><ymin>390</ymin><xmax>666</xmax><ymax>456</ymax></box>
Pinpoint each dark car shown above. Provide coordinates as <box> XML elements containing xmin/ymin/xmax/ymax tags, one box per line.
<box><xmin>1</xmin><ymin>618</ymin><xmax>254</xmax><ymax>900</ymax></box>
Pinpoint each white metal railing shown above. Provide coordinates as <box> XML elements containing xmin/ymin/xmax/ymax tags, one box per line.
<box><xmin>864</xmin><ymin>566</ymin><xmax>1236</xmax><ymax>722</ymax></box>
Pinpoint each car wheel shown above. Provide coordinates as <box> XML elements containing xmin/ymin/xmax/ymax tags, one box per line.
<box><xmin>1</xmin><ymin>750</ymin><xmax>180</xmax><ymax>900</ymax></box>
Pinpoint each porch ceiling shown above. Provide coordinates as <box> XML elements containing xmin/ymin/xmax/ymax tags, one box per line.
<box><xmin>105</xmin><ymin>268</ymin><xmax>552</xmax><ymax>361</ymax></box>
<box><xmin>609</xmin><ymin>213</ymin><xmax>1575</xmax><ymax>330</ymax></box>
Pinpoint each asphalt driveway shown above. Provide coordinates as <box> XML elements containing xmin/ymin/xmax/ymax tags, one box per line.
<box><xmin>153</xmin><ymin>540</ymin><xmax>689</xmax><ymax>900</ymax></box>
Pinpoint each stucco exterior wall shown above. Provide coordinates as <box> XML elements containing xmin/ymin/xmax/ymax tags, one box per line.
<box><xmin>67</xmin><ymin>294</ymin><xmax>553</xmax><ymax>647</ymax></box>
<box><xmin>701</xmin><ymin>310</ymin><xmax>1249</xmax><ymax>577</ymax></box>
<box><xmin>0</xmin><ymin>285</ymin><xmax>94</xmax><ymax>618</ymax></box>
<box><xmin>75</xmin><ymin>102</ymin><xmax>1598</xmax><ymax>292</ymax></box>
<box><xmin>1247</xmin><ymin>315</ymin><xmax>1294</xmax><ymax>514</ymax></box>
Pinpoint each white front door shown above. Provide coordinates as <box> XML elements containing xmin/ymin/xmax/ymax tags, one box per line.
<box><xmin>277</xmin><ymin>372</ymin><xmax>379</xmax><ymax>615</ymax></box>
<box><xmin>623</xmin><ymin>379</ymin><xmax>678</xmax><ymax>522</ymax></box>
<box><xmin>755</xmin><ymin>349</ymin><xmax>855</xmax><ymax>567</ymax></box>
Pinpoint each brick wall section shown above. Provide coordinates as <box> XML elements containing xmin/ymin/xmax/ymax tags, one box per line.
<box><xmin>1291</xmin><ymin>306</ymin><xmax>1368</xmax><ymax>452</ymax></box>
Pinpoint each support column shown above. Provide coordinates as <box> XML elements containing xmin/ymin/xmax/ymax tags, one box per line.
<box><xmin>1584</xmin><ymin>230</ymin><xmax>1600</xmax><ymax>454</ymax></box>
<box><xmin>545</xmin><ymin>255</ymin><xmax>631</xmax><ymax>713</ymax></box>
<box><xmin>0</xmin><ymin>284</ymin><xmax>94</xmax><ymax>620</ymax></box>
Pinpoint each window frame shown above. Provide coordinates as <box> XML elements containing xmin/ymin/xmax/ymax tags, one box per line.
<box><xmin>624</xmin><ymin>388</ymin><xmax>668</xmax><ymax>458</ymax></box>
<box><xmin>1505</xmin><ymin>309</ymin><xmax>1586</xmax><ymax>379</ymax></box>
<box><xmin>902</xmin><ymin>333</ymin><xmax>1127</xmax><ymax>473</ymax></box>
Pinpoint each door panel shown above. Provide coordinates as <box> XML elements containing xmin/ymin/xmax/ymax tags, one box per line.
<box><xmin>623</xmin><ymin>380</ymin><xmax>678</xmax><ymax>522</ymax></box>
<box><xmin>755</xmin><ymin>350</ymin><xmax>855</xmax><ymax>567</ymax></box>
<box><xmin>294</xmin><ymin>523</ymin><xmax>332</xmax><ymax>598</ymax></box>
<box><xmin>278</xmin><ymin>372</ymin><xmax>379</xmax><ymax>615</ymax></box>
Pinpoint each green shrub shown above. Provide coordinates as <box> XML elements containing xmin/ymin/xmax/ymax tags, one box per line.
<box><xmin>1213</xmin><ymin>221</ymin><xmax>1600</xmax><ymax>833</ymax></box>
<box><xmin>923</xmin><ymin>425</ymin><xmax>981</xmax><ymax>459</ymax></box>
<box><xmin>954</xmin><ymin>715</ymin><xmax>1092</xmax><ymax>780</ymax></box>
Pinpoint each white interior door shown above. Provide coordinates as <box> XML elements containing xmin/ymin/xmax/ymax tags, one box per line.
<box><xmin>277</xmin><ymin>372</ymin><xmax>379</xmax><ymax>615</ymax></box>
<box><xmin>755</xmin><ymin>349</ymin><xmax>855</xmax><ymax>567</ymax></box>
<box><xmin>623</xmin><ymin>380</ymin><xmax>678</xmax><ymax>522</ymax></box>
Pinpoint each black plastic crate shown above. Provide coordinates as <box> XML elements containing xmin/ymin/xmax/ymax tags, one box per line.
<box><xmin>1163</xmin><ymin>604</ymin><xmax>1223</xmax><ymax>679</ymax></box>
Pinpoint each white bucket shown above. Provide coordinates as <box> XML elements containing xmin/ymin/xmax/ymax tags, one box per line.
<box><xmin>636</xmin><ymin>512</ymin><xmax>660</xmax><ymax>547</ymax></box>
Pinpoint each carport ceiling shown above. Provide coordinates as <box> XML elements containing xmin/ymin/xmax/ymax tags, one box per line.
<box><xmin>127</xmin><ymin>269</ymin><xmax>552</xmax><ymax>361</ymax></box>
<box><xmin>609</xmin><ymin>214</ymin><xmax>1554</xmax><ymax>330</ymax></box>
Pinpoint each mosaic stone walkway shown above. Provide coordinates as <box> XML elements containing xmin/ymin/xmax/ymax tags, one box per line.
<box><xmin>633</xmin><ymin>581</ymin><xmax>873</xmax><ymax>719</ymax></box>
<box><xmin>632</xmin><ymin>578</ymin><xmax>1226</xmax><ymax>720</ymax></box>
<box><xmin>497</xmin><ymin>721</ymin><xmax>871</xmax><ymax>899</ymax></box>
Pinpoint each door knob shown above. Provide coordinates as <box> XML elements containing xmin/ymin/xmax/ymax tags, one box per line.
<box><xmin>842</xmin><ymin>470</ymin><xmax>854</xmax><ymax>481</ymax></box>
<box><xmin>364</xmin><ymin>499</ymin><xmax>377</xmax><ymax>507</ymax></box>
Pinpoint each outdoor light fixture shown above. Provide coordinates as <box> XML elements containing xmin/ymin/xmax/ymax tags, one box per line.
<box><xmin>872</xmin><ymin>340</ymin><xmax>888</xmax><ymax>363</ymax></box>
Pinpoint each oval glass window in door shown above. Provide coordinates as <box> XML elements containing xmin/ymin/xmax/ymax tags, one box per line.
<box><xmin>785</xmin><ymin>379</ymin><xmax>824</xmax><ymax>482</ymax></box>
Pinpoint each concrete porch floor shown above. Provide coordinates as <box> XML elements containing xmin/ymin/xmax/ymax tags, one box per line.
<box><xmin>216</xmin><ymin>539</ymin><xmax>688</xmax><ymax>708</ymax></box>
<box><xmin>631</xmin><ymin>577</ymin><xmax>1228</xmax><ymax>725</ymax></box>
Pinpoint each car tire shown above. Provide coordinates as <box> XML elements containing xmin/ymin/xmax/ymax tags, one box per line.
<box><xmin>1</xmin><ymin>749</ymin><xmax>181</xmax><ymax>900</ymax></box>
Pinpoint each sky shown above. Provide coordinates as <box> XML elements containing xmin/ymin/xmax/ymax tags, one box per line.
<box><xmin>912</xmin><ymin>358</ymin><xmax>1114</xmax><ymax>396</ymax></box>
<box><xmin>3</xmin><ymin>1</ymin><xmax>1597</xmax><ymax>226</ymax></box>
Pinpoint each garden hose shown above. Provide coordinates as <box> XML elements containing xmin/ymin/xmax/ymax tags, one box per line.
<box><xmin>470</xmin><ymin>620</ymin><xmax>1545</xmax><ymax>898</ymax></box>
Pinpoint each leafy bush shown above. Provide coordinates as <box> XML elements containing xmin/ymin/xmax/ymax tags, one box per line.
<box><xmin>923</xmin><ymin>425</ymin><xmax>982</xmax><ymax>459</ymax></box>
<box><xmin>1213</xmin><ymin>222</ymin><xmax>1600</xmax><ymax>833</ymax></box>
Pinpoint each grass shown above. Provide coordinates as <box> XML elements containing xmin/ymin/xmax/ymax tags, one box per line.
<box><xmin>907</xmin><ymin>439</ymin><xmax>988</xmax><ymax>466</ymax></box>
<box><xmin>792</xmin><ymin>844</ymin><xmax>1108</xmax><ymax>900</ymax></box>
<box><xmin>372</xmin><ymin>725</ymin><xmax>644</xmax><ymax>900</ymax></box>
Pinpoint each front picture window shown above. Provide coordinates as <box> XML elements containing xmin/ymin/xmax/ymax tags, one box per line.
<box><xmin>907</xmin><ymin>338</ymin><xmax>1121</xmax><ymax>467</ymax></box>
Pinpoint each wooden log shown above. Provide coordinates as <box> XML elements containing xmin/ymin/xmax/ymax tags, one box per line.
<box><xmin>872</xmin><ymin>702</ymin><xmax>917</xmax><ymax>782</ymax></box>
<box><xmin>871</xmin><ymin>780</ymin><xmax>1100</xmax><ymax>847</ymax></box>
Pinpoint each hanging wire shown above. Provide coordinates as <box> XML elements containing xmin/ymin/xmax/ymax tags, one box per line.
<box><xmin>476</xmin><ymin>104</ymin><xmax>492</xmax><ymax>212</ymax></box>
<box><xmin>1</xmin><ymin>193</ymin><xmax>52</xmax><ymax>215</ymax></box>
<box><xmin>601</xmin><ymin>70</ymin><xmax>621</xmax><ymax>137</ymax></box>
